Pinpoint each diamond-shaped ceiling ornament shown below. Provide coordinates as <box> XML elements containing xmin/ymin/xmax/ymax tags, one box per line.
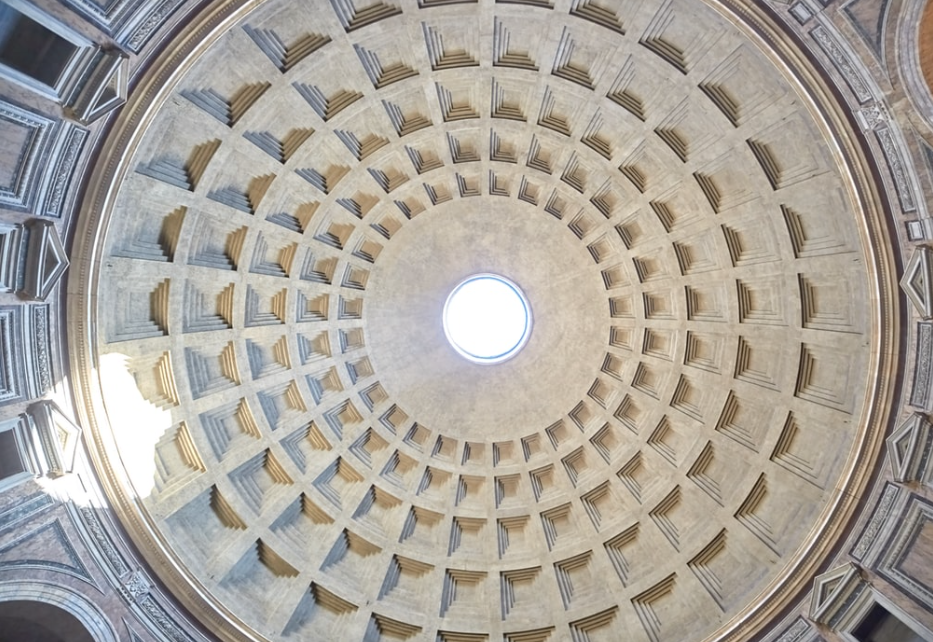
<box><xmin>901</xmin><ymin>246</ymin><xmax>933</xmax><ymax>318</ymax></box>
<box><xmin>26</xmin><ymin>400</ymin><xmax>82</xmax><ymax>477</ymax></box>
<box><xmin>63</xmin><ymin>49</ymin><xmax>129</xmax><ymax>125</ymax></box>
<box><xmin>886</xmin><ymin>413</ymin><xmax>932</xmax><ymax>483</ymax></box>
<box><xmin>809</xmin><ymin>562</ymin><xmax>865</xmax><ymax>625</ymax></box>
<box><xmin>20</xmin><ymin>219</ymin><xmax>69</xmax><ymax>301</ymax></box>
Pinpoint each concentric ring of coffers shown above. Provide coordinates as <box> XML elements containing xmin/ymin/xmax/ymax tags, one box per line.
<box><xmin>81</xmin><ymin>0</ymin><xmax>893</xmax><ymax>640</ymax></box>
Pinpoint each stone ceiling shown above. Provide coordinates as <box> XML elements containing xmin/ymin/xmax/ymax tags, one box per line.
<box><xmin>74</xmin><ymin>0</ymin><xmax>897</xmax><ymax>639</ymax></box>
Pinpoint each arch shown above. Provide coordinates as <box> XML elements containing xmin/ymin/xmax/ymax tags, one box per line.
<box><xmin>921</xmin><ymin>1</ymin><xmax>933</xmax><ymax>96</ymax></box>
<box><xmin>0</xmin><ymin>581</ymin><xmax>117</xmax><ymax>642</ymax></box>
<box><xmin>897</xmin><ymin>0</ymin><xmax>933</xmax><ymax>132</ymax></box>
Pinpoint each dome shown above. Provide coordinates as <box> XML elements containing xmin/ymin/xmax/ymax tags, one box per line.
<box><xmin>74</xmin><ymin>0</ymin><xmax>897</xmax><ymax>639</ymax></box>
<box><xmin>0</xmin><ymin>0</ymin><xmax>922</xmax><ymax>641</ymax></box>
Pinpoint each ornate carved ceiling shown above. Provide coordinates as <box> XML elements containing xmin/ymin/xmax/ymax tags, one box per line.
<box><xmin>71</xmin><ymin>0</ymin><xmax>899</xmax><ymax>640</ymax></box>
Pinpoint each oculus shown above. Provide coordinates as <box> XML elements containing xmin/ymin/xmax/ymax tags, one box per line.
<box><xmin>443</xmin><ymin>274</ymin><xmax>531</xmax><ymax>364</ymax></box>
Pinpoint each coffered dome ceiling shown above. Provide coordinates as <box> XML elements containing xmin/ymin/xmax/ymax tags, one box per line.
<box><xmin>73</xmin><ymin>0</ymin><xmax>898</xmax><ymax>639</ymax></box>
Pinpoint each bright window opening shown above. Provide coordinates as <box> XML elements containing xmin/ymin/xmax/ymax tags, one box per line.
<box><xmin>443</xmin><ymin>274</ymin><xmax>531</xmax><ymax>364</ymax></box>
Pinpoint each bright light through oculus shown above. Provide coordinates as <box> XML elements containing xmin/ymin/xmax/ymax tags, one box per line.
<box><xmin>443</xmin><ymin>274</ymin><xmax>531</xmax><ymax>364</ymax></box>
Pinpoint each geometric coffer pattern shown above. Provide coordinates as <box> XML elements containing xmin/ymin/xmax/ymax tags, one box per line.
<box><xmin>93</xmin><ymin>0</ymin><xmax>881</xmax><ymax>640</ymax></box>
